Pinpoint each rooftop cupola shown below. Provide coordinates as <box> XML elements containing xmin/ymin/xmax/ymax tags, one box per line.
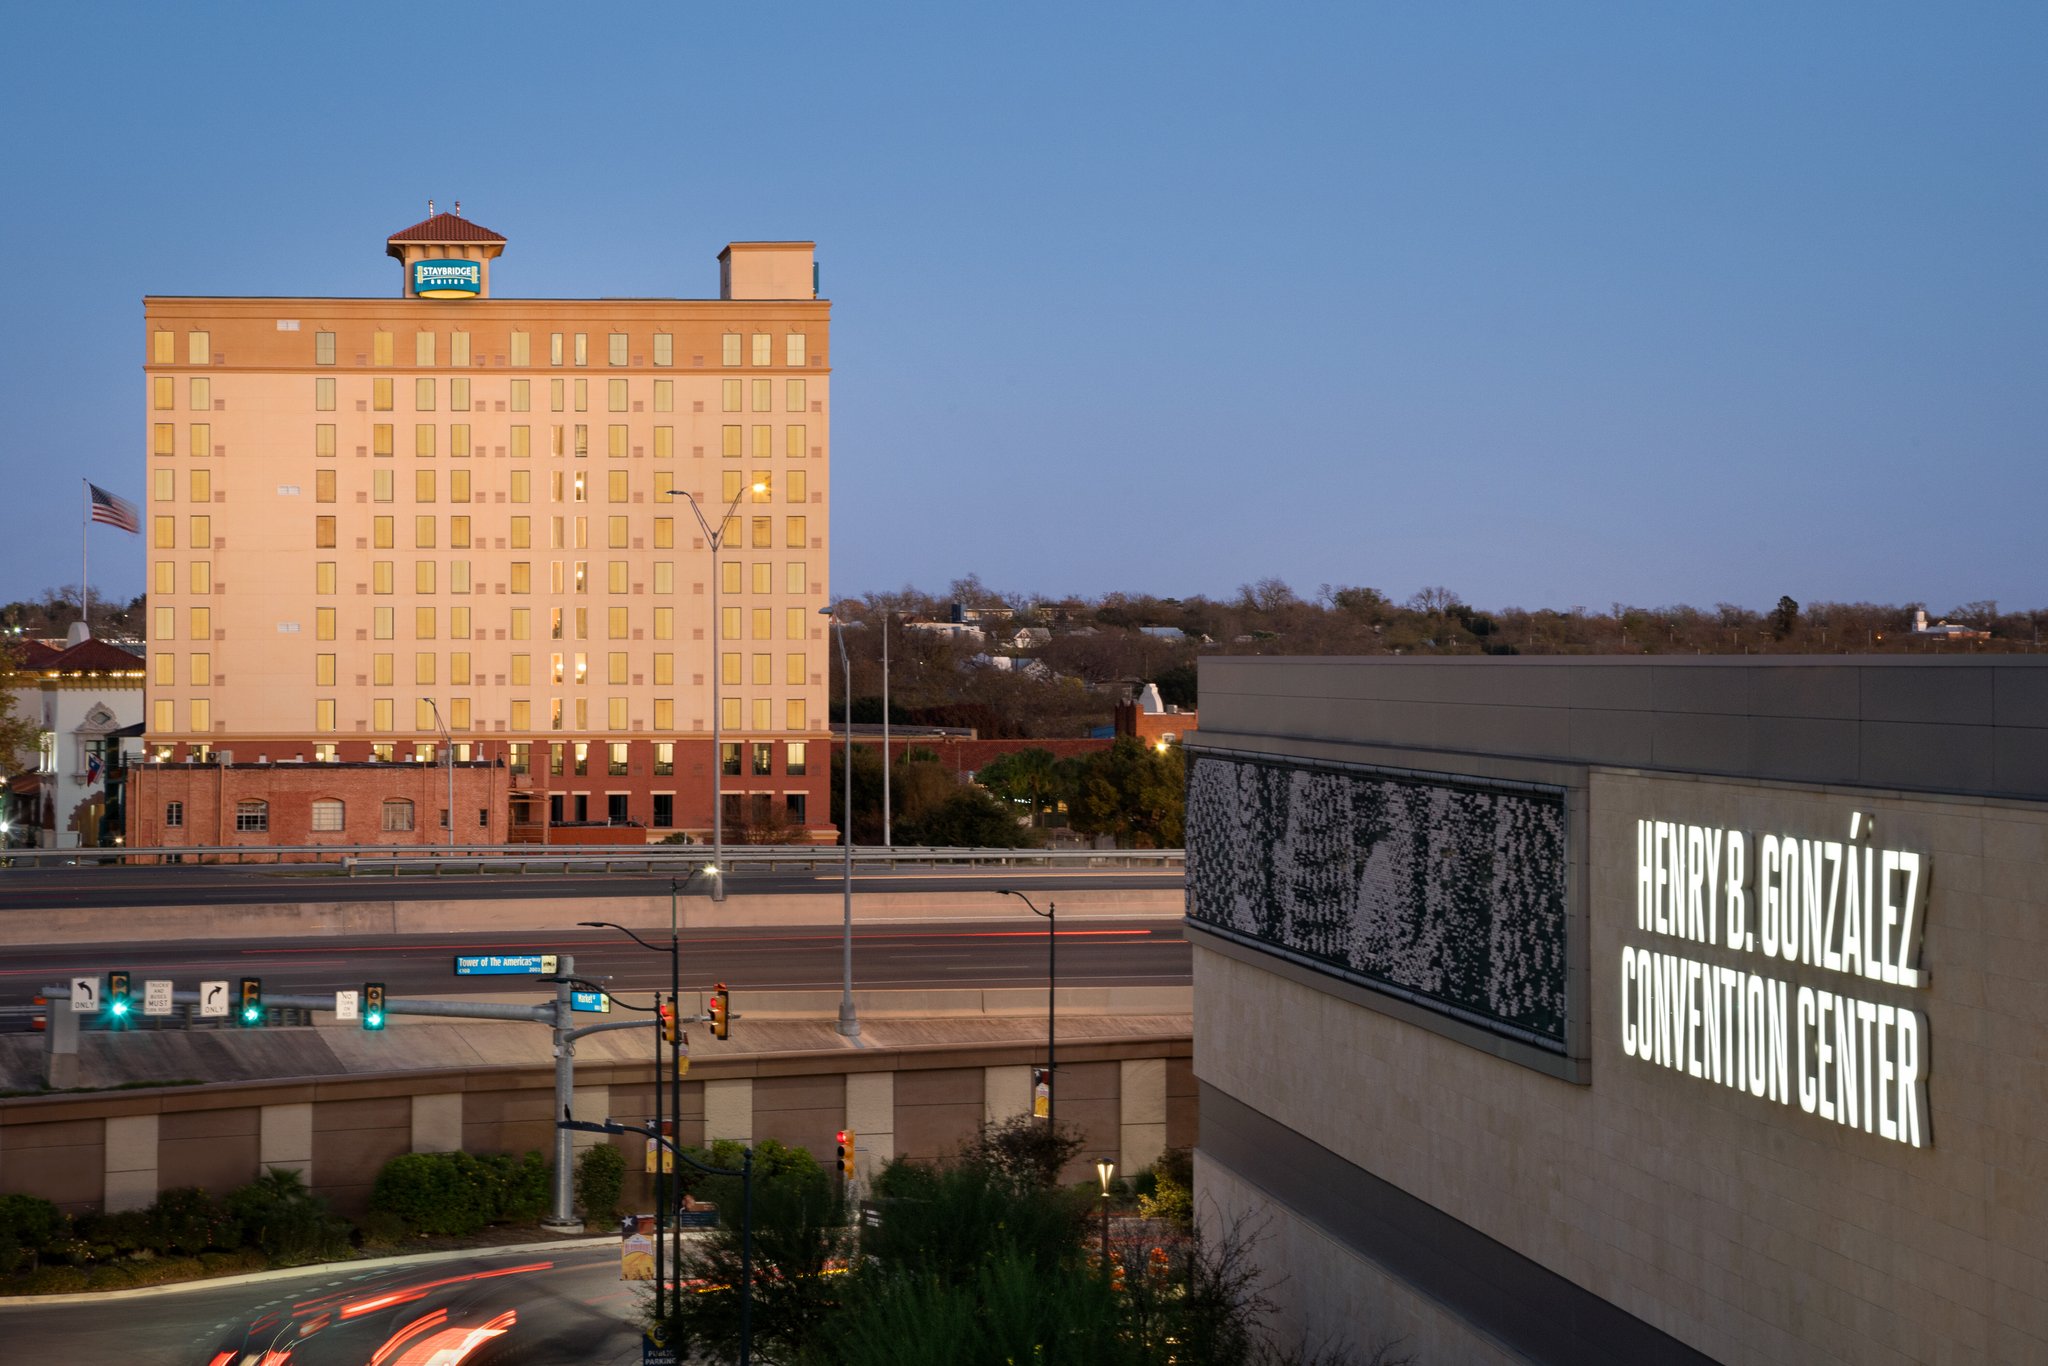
<box><xmin>385</xmin><ymin>201</ymin><xmax>507</xmax><ymax>299</ymax></box>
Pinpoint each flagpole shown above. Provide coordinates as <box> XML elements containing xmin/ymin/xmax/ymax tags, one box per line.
<box><xmin>81</xmin><ymin>479</ymin><xmax>89</xmax><ymax>629</ymax></box>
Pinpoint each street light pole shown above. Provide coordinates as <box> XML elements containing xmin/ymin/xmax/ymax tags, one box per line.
<box><xmin>881</xmin><ymin>610</ymin><xmax>891</xmax><ymax>848</ymax></box>
<box><xmin>822</xmin><ymin>608</ymin><xmax>859</xmax><ymax>1037</ymax></box>
<box><xmin>674</xmin><ymin>483</ymin><xmax>763</xmax><ymax>902</ymax></box>
<box><xmin>423</xmin><ymin>697</ymin><xmax>454</xmax><ymax>848</ymax></box>
<box><xmin>997</xmin><ymin>888</ymin><xmax>1054</xmax><ymax>1122</ymax></box>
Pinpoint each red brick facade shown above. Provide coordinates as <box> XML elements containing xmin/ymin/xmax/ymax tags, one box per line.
<box><xmin>131</xmin><ymin>761</ymin><xmax>511</xmax><ymax>851</ymax></box>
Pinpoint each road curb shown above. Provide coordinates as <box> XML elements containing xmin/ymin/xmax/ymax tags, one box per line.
<box><xmin>0</xmin><ymin>1233</ymin><xmax>634</xmax><ymax>1307</ymax></box>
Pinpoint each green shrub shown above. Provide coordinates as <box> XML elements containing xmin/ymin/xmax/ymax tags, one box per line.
<box><xmin>198</xmin><ymin>1248</ymin><xmax>268</xmax><ymax>1276</ymax></box>
<box><xmin>145</xmin><ymin>1187</ymin><xmax>241</xmax><ymax>1255</ymax></box>
<box><xmin>576</xmin><ymin>1143</ymin><xmax>626</xmax><ymax>1225</ymax></box>
<box><xmin>369</xmin><ymin>1150</ymin><xmax>554</xmax><ymax>1235</ymax></box>
<box><xmin>87</xmin><ymin>1263</ymin><xmax>137</xmax><ymax>1290</ymax></box>
<box><xmin>356</xmin><ymin>1209</ymin><xmax>412</xmax><ymax>1249</ymax></box>
<box><xmin>15</xmin><ymin>1265</ymin><xmax>88</xmax><ymax>1295</ymax></box>
<box><xmin>225</xmin><ymin>1168</ymin><xmax>350</xmax><ymax>1264</ymax></box>
<box><xmin>0</xmin><ymin>1193</ymin><xmax>65</xmax><ymax>1274</ymax></box>
<box><xmin>127</xmin><ymin>1255</ymin><xmax>205</xmax><ymax>1286</ymax></box>
<box><xmin>72</xmin><ymin>1207</ymin><xmax>150</xmax><ymax>1255</ymax></box>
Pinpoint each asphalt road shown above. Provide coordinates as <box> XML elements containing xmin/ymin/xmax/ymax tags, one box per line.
<box><xmin>0</xmin><ymin>918</ymin><xmax>1190</xmax><ymax>1025</ymax></box>
<box><xmin>0</xmin><ymin>862</ymin><xmax>1181</xmax><ymax>910</ymax></box>
<box><xmin>0</xmin><ymin>1242</ymin><xmax>646</xmax><ymax>1364</ymax></box>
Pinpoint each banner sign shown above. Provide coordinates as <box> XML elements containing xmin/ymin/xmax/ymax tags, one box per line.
<box><xmin>453</xmin><ymin>954</ymin><xmax>558</xmax><ymax>976</ymax></box>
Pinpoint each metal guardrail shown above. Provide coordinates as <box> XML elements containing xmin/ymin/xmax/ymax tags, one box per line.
<box><xmin>0</xmin><ymin>843</ymin><xmax>1184</xmax><ymax>876</ymax></box>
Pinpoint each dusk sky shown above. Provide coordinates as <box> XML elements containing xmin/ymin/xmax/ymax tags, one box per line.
<box><xmin>2</xmin><ymin>2</ymin><xmax>2041</xmax><ymax>615</ymax></box>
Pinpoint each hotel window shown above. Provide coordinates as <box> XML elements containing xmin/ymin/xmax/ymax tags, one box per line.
<box><xmin>511</xmin><ymin>331</ymin><xmax>531</xmax><ymax>366</ymax></box>
<box><xmin>721</xmin><ymin>606</ymin><xmax>741</xmax><ymax>640</ymax></box>
<box><xmin>751</xmin><ymin>698</ymin><xmax>772</xmax><ymax>731</ymax></box>
<box><xmin>721</xmin><ymin>741</ymin><xmax>742</xmax><ymax>775</ymax></box>
<box><xmin>188</xmin><ymin>330</ymin><xmax>211</xmax><ymax>365</ymax></box>
<box><xmin>510</xmin><ymin>699</ymin><xmax>532</xmax><ymax>731</ymax></box>
<box><xmin>653</xmin><ymin>517</ymin><xmax>673</xmax><ymax>549</ymax></box>
<box><xmin>550</xmin><ymin>332</ymin><xmax>564</xmax><ymax>366</ymax></box>
<box><xmin>608</xmin><ymin>379</ymin><xmax>628</xmax><ymax>412</ymax></box>
<box><xmin>415</xmin><ymin>651</ymin><xmax>436</xmax><ymax>684</ymax></box>
<box><xmin>752</xmin><ymin>607</ymin><xmax>772</xmax><ymax>639</ymax></box>
<box><xmin>235</xmin><ymin>800</ymin><xmax>269</xmax><ymax>833</ymax></box>
<box><xmin>316</xmin><ymin>607</ymin><xmax>335</xmax><ymax>639</ymax></box>
<box><xmin>551</xmin><ymin>380</ymin><xmax>566</xmax><ymax>412</ymax></box>
<box><xmin>751</xmin><ymin>652</ymin><xmax>772</xmax><ymax>686</ymax></box>
<box><xmin>313</xmin><ymin>516</ymin><xmax>335</xmax><ymax>548</ymax></box>
<box><xmin>189</xmin><ymin>652</ymin><xmax>211</xmax><ymax>687</ymax></box>
<box><xmin>416</xmin><ymin>607</ymin><xmax>437</xmax><ymax>639</ymax></box>
<box><xmin>607</xmin><ymin>651</ymin><xmax>628</xmax><ymax>685</ymax></box>
<box><xmin>373</xmin><ymin>378</ymin><xmax>393</xmax><ymax>411</ymax></box>
<box><xmin>190</xmin><ymin>377</ymin><xmax>210</xmax><ymax>410</ymax></box>
<box><xmin>751</xmin><ymin>517</ymin><xmax>772</xmax><ymax>549</ymax></box>
<box><xmin>373</xmin><ymin>469</ymin><xmax>394</xmax><ymax>502</ymax></box>
<box><xmin>450</xmin><ymin>698</ymin><xmax>471</xmax><ymax>730</ymax></box>
<box><xmin>751</xmin><ymin>562</ymin><xmax>771</xmax><ymax>594</ymax></box>
<box><xmin>510</xmin><ymin>562</ymin><xmax>531</xmax><ymax>594</ymax></box>
<box><xmin>654</xmin><ymin>380</ymin><xmax>673</xmax><ymax>412</ymax></box>
<box><xmin>786</xmin><ymin>333</ymin><xmax>806</xmax><ymax>366</ymax></box>
<box><xmin>153</xmin><ymin>376</ymin><xmax>174</xmax><ymax>410</ymax></box>
<box><xmin>315</xmin><ymin>561</ymin><xmax>337</xmax><ymax>594</ymax></box>
<box><xmin>415</xmin><ymin>332</ymin><xmax>435</xmax><ymax>366</ymax></box>
<box><xmin>751</xmin><ymin>473</ymin><xmax>772</xmax><ymax>503</ymax></box>
<box><xmin>653</xmin><ymin>426</ymin><xmax>673</xmax><ymax>459</ymax></box>
<box><xmin>574</xmin><ymin>334</ymin><xmax>588</xmax><ymax>367</ymax></box>
<box><xmin>314</xmin><ymin>331</ymin><xmax>336</xmax><ymax>365</ymax></box>
<box><xmin>374</xmin><ymin>607</ymin><xmax>394</xmax><ymax>639</ymax></box>
<box><xmin>751</xmin><ymin>334</ymin><xmax>771</xmax><ymax>366</ymax></box>
<box><xmin>311</xmin><ymin>799</ymin><xmax>344</xmax><ymax>831</ymax></box>
<box><xmin>451</xmin><ymin>469</ymin><xmax>471</xmax><ymax>502</ymax></box>
<box><xmin>415</xmin><ymin>515</ymin><xmax>436</xmax><ymax>548</ymax></box>
<box><xmin>451</xmin><ymin>378</ymin><xmax>470</xmax><ymax>412</ymax></box>
<box><xmin>371</xmin><ymin>743</ymin><xmax>394</xmax><ymax>762</ymax></box>
<box><xmin>786</xmin><ymin>470</ymin><xmax>807</xmax><ymax>502</ymax></box>
<box><xmin>370</xmin><ymin>514</ymin><xmax>391</xmax><ymax>547</ymax></box>
<box><xmin>608</xmin><ymin>333</ymin><xmax>628</xmax><ymax>366</ymax></box>
<box><xmin>608</xmin><ymin>470</ymin><xmax>628</xmax><ymax>503</ymax></box>
<box><xmin>722</xmin><ymin>333</ymin><xmax>742</xmax><ymax>366</ymax></box>
<box><xmin>654</xmin><ymin>741</ymin><xmax>674</xmax><ymax>775</ymax></box>
<box><xmin>785</xmin><ymin>561</ymin><xmax>806</xmax><ymax>594</ymax></box>
<box><xmin>511</xmin><ymin>379</ymin><xmax>530</xmax><ymax>412</ymax></box>
<box><xmin>752</xmin><ymin>379</ymin><xmax>772</xmax><ymax>412</ymax></box>
<box><xmin>722</xmin><ymin>425</ymin><xmax>742</xmax><ymax>458</ymax></box>
<box><xmin>374</xmin><ymin>424</ymin><xmax>393</xmax><ymax>457</ymax></box>
<box><xmin>189</xmin><ymin>514</ymin><xmax>211</xmax><ymax>548</ymax></box>
<box><xmin>315</xmin><ymin>469</ymin><xmax>336</xmax><ymax>503</ymax></box>
<box><xmin>785</xmin><ymin>422</ymin><xmax>806</xmax><ymax>457</ymax></box>
<box><xmin>154</xmin><ymin>423</ymin><xmax>175</xmax><ymax>456</ymax></box>
<box><xmin>785</xmin><ymin>607</ymin><xmax>807</xmax><ymax>639</ymax></box>
<box><xmin>608</xmin><ymin>560</ymin><xmax>628</xmax><ymax>592</ymax></box>
<box><xmin>608</xmin><ymin>516</ymin><xmax>629</xmax><ymax>549</ymax></box>
<box><xmin>450</xmin><ymin>559</ymin><xmax>471</xmax><ymax>593</ymax></box>
<box><xmin>786</xmin><ymin>698</ymin><xmax>808</xmax><ymax>729</ymax></box>
<box><xmin>653</xmin><ymin>606</ymin><xmax>673</xmax><ymax>639</ymax></box>
<box><xmin>315</xmin><ymin>653</ymin><xmax>337</xmax><ymax>686</ymax></box>
<box><xmin>573</xmin><ymin>740</ymin><xmax>590</xmax><ymax>773</ymax></box>
<box><xmin>372</xmin><ymin>331</ymin><xmax>394</xmax><ymax>366</ymax></box>
<box><xmin>787</xmin><ymin>742</ymin><xmax>807</xmax><ymax>775</ymax></box>
<box><xmin>511</xmin><ymin>428</ymin><xmax>531</xmax><ymax>462</ymax></box>
<box><xmin>154</xmin><ymin>700</ymin><xmax>174</xmax><ymax>732</ymax></box>
<box><xmin>512</xmin><ymin>608</ymin><xmax>531</xmax><ymax>639</ymax></box>
<box><xmin>190</xmin><ymin>422</ymin><xmax>210</xmax><ymax>457</ymax></box>
<box><xmin>653</xmin><ymin>652</ymin><xmax>674</xmax><ymax>686</ymax></box>
<box><xmin>608</xmin><ymin>741</ymin><xmax>629</xmax><ymax>774</ymax></box>
<box><xmin>608</xmin><ymin>424</ymin><xmax>627</xmax><ymax>458</ymax></box>
<box><xmin>154</xmin><ymin>562</ymin><xmax>173</xmax><ymax>595</ymax></box>
<box><xmin>314</xmin><ymin>701</ymin><xmax>337</xmax><ymax>734</ymax></box>
<box><xmin>315</xmin><ymin>423</ymin><xmax>336</xmax><ymax>457</ymax></box>
<box><xmin>753</xmin><ymin>425</ymin><xmax>772</xmax><ymax>461</ymax></box>
<box><xmin>653</xmin><ymin>333</ymin><xmax>672</xmax><ymax>367</ymax></box>
<box><xmin>608</xmin><ymin>606</ymin><xmax>628</xmax><ymax>639</ymax></box>
<box><xmin>653</xmin><ymin>699</ymin><xmax>674</xmax><ymax>730</ymax></box>
<box><xmin>575</xmin><ymin>425</ymin><xmax>588</xmax><ymax>457</ymax></box>
<box><xmin>153</xmin><ymin>331</ymin><xmax>174</xmax><ymax>364</ymax></box>
<box><xmin>190</xmin><ymin>561</ymin><xmax>212</xmax><ymax>595</ymax></box>
<box><xmin>153</xmin><ymin>604</ymin><xmax>176</xmax><ymax>640</ymax></box>
<box><xmin>416</xmin><ymin>470</ymin><xmax>436</xmax><ymax>502</ymax></box>
<box><xmin>382</xmin><ymin>799</ymin><xmax>415</xmax><ymax>832</ymax></box>
<box><xmin>373</xmin><ymin>653</ymin><xmax>394</xmax><ymax>686</ymax></box>
<box><xmin>786</xmin><ymin>379</ymin><xmax>806</xmax><ymax>412</ymax></box>
<box><xmin>722</xmin><ymin>379</ymin><xmax>741</xmax><ymax>412</ymax></box>
<box><xmin>721</xmin><ymin>471</ymin><xmax>745</xmax><ymax>504</ymax></box>
<box><xmin>451</xmin><ymin>605</ymin><xmax>471</xmax><ymax>636</ymax></box>
<box><xmin>721</xmin><ymin>560</ymin><xmax>742</xmax><ymax>595</ymax></box>
<box><xmin>314</xmin><ymin>744</ymin><xmax>338</xmax><ymax>763</ymax></box>
<box><xmin>154</xmin><ymin>469</ymin><xmax>174</xmax><ymax>502</ymax></box>
<box><xmin>190</xmin><ymin>698</ymin><xmax>211</xmax><ymax>731</ymax></box>
<box><xmin>785</xmin><ymin>516</ymin><xmax>807</xmax><ymax>548</ymax></box>
<box><xmin>608</xmin><ymin>698</ymin><xmax>628</xmax><ymax>731</ymax></box>
<box><xmin>751</xmin><ymin>743</ymin><xmax>773</xmax><ymax>776</ymax></box>
<box><xmin>786</xmin><ymin>652</ymin><xmax>806</xmax><ymax>686</ymax></box>
<box><xmin>510</xmin><ymin>652</ymin><xmax>530</xmax><ymax>686</ymax></box>
<box><xmin>510</xmin><ymin>515</ymin><xmax>531</xmax><ymax>548</ymax></box>
<box><xmin>415</xmin><ymin>379</ymin><xmax>435</xmax><ymax>411</ymax></box>
<box><xmin>153</xmin><ymin>653</ymin><xmax>174</xmax><ymax>686</ymax></box>
<box><xmin>373</xmin><ymin>561</ymin><xmax>394</xmax><ymax>594</ymax></box>
<box><xmin>416</xmin><ymin>562</ymin><xmax>436</xmax><ymax>594</ymax></box>
<box><xmin>574</xmin><ymin>379</ymin><xmax>589</xmax><ymax>410</ymax></box>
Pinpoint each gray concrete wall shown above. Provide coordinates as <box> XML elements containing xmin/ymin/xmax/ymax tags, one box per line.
<box><xmin>1198</xmin><ymin>655</ymin><xmax>2048</xmax><ymax>801</ymax></box>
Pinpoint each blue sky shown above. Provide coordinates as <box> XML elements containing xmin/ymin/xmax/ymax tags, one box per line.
<box><xmin>2</xmin><ymin>2</ymin><xmax>2041</xmax><ymax>614</ymax></box>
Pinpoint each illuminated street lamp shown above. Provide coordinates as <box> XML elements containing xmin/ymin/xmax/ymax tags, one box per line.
<box><xmin>821</xmin><ymin>606</ymin><xmax>859</xmax><ymax>1037</ymax></box>
<box><xmin>1095</xmin><ymin>1158</ymin><xmax>1116</xmax><ymax>1272</ymax></box>
<box><xmin>670</xmin><ymin>480</ymin><xmax>766</xmax><ymax>900</ymax></box>
<box><xmin>996</xmin><ymin>888</ymin><xmax>1056</xmax><ymax>1122</ymax></box>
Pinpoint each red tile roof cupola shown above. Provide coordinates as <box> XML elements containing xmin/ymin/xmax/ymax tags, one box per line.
<box><xmin>384</xmin><ymin>202</ymin><xmax>507</xmax><ymax>298</ymax></box>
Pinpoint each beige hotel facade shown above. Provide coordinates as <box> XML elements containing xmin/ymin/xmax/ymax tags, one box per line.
<box><xmin>134</xmin><ymin>213</ymin><xmax>832</xmax><ymax>843</ymax></box>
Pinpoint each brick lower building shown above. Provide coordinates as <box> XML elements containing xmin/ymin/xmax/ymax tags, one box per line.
<box><xmin>130</xmin><ymin>760</ymin><xmax>510</xmax><ymax>851</ymax></box>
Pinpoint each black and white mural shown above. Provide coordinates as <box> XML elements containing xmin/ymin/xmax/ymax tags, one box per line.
<box><xmin>1187</xmin><ymin>754</ymin><xmax>1568</xmax><ymax>1047</ymax></box>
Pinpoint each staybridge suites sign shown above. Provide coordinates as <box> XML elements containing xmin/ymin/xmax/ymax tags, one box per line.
<box><xmin>1619</xmin><ymin>814</ymin><xmax>1929</xmax><ymax>1147</ymax></box>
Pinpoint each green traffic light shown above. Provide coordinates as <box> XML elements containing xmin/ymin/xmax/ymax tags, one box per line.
<box><xmin>243</xmin><ymin>1006</ymin><xmax>260</xmax><ymax>1022</ymax></box>
<box><xmin>365</xmin><ymin>1011</ymin><xmax>385</xmax><ymax>1030</ymax></box>
<box><xmin>109</xmin><ymin>1000</ymin><xmax>128</xmax><ymax>1017</ymax></box>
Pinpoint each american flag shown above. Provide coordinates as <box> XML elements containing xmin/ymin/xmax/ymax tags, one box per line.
<box><xmin>88</xmin><ymin>483</ymin><xmax>139</xmax><ymax>533</ymax></box>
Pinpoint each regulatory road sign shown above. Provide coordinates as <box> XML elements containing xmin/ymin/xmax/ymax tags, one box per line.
<box><xmin>452</xmin><ymin>954</ymin><xmax>559</xmax><ymax>976</ymax></box>
<box><xmin>571</xmin><ymin>989</ymin><xmax>611</xmax><ymax>1013</ymax></box>
<box><xmin>143</xmin><ymin>980</ymin><xmax>173</xmax><ymax>1017</ymax></box>
<box><xmin>334</xmin><ymin>989</ymin><xmax>359</xmax><ymax>1021</ymax></box>
<box><xmin>198</xmin><ymin>980</ymin><xmax>230</xmax><ymax>1018</ymax></box>
<box><xmin>70</xmin><ymin>977</ymin><xmax>97</xmax><ymax>1012</ymax></box>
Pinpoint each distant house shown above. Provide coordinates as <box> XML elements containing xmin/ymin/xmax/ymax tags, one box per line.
<box><xmin>1114</xmin><ymin>682</ymin><xmax>1198</xmax><ymax>748</ymax></box>
<box><xmin>903</xmin><ymin>619</ymin><xmax>986</xmax><ymax>643</ymax></box>
<box><xmin>2</xmin><ymin>628</ymin><xmax>146</xmax><ymax>848</ymax></box>
<box><xmin>1906</xmin><ymin>609</ymin><xmax>1992</xmax><ymax>642</ymax></box>
<box><xmin>1137</xmin><ymin>625</ymin><xmax>1183</xmax><ymax>641</ymax></box>
<box><xmin>1005</xmin><ymin>627</ymin><xmax>1052</xmax><ymax>650</ymax></box>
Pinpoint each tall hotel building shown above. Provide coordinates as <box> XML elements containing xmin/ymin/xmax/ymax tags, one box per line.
<box><xmin>133</xmin><ymin>213</ymin><xmax>831</xmax><ymax>845</ymax></box>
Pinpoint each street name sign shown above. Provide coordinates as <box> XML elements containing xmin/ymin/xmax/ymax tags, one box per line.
<box><xmin>571</xmin><ymin>989</ymin><xmax>611</xmax><ymax>1013</ymax></box>
<box><xmin>199</xmin><ymin>980</ymin><xmax>230</xmax><ymax>1018</ymax></box>
<box><xmin>453</xmin><ymin>954</ymin><xmax>559</xmax><ymax>976</ymax></box>
<box><xmin>143</xmin><ymin>980</ymin><xmax>174</xmax><ymax>1017</ymax></box>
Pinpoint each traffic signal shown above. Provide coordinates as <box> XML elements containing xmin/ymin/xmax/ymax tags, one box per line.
<box><xmin>709</xmin><ymin>983</ymin><xmax>730</xmax><ymax>1040</ymax></box>
<box><xmin>238</xmin><ymin>977</ymin><xmax>263</xmax><ymax>1026</ymax></box>
<box><xmin>836</xmin><ymin>1129</ymin><xmax>856</xmax><ymax>1179</ymax></box>
<box><xmin>363</xmin><ymin>982</ymin><xmax>386</xmax><ymax>1031</ymax></box>
<box><xmin>660</xmin><ymin>995</ymin><xmax>679</xmax><ymax>1045</ymax></box>
<box><xmin>106</xmin><ymin>971</ymin><xmax>132</xmax><ymax>1024</ymax></box>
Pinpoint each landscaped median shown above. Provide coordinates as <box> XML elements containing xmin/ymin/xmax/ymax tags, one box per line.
<box><xmin>0</xmin><ymin>1144</ymin><xmax>627</xmax><ymax>1296</ymax></box>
